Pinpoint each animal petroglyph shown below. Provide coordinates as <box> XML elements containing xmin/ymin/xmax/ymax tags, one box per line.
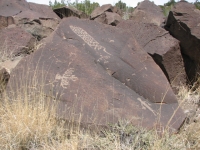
<box><xmin>55</xmin><ymin>68</ymin><xmax>78</xmax><ymax>89</ymax></box>
<box><xmin>70</xmin><ymin>25</ymin><xmax>111</xmax><ymax>63</ymax></box>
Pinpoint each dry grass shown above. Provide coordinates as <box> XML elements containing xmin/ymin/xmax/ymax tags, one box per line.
<box><xmin>0</xmin><ymin>54</ymin><xmax>200</xmax><ymax>150</ymax></box>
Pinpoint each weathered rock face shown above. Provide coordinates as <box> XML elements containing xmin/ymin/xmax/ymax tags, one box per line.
<box><xmin>0</xmin><ymin>26</ymin><xmax>35</xmax><ymax>76</ymax></box>
<box><xmin>117</xmin><ymin>20</ymin><xmax>187</xmax><ymax>90</ymax></box>
<box><xmin>90</xmin><ymin>4</ymin><xmax>122</xmax><ymax>26</ymax></box>
<box><xmin>54</xmin><ymin>6</ymin><xmax>88</xmax><ymax>19</ymax></box>
<box><xmin>15</xmin><ymin>18</ymin><xmax>59</xmax><ymax>41</ymax></box>
<box><xmin>0</xmin><ymin>0</ymin><xmax>58</xmax><ymax>18</ymax></box>
<box><xmin>7</xmin><ymin>17</ymin><xmax>185</xmax><ymax>131</ymax></box>
<box><xmin>0</xmin><ymin>0</ymin><xmax>60</xmax><ymax>41</ymax></box>
<box><xmin>94</xmin><ymin>13</ymin><xmax>107</xmax><ymax>24</ymax></box>
<box><xmin>165</xmin><ymin>1</ymin><xmax>200</xmax><ymax>82</ymax></box>
<box><xmin>130</xmin><ymin>0</ymin><xmax>165</xmax><ymax>26</ymax></box>
<box><xmin>111</xmin><ymin>6</ymin><xmax>122</xmax><ymax>16</ymax></box>
<box><xmin>105</xmin><ymin>12</ymin><xmax>122</xmax><ymax>26</ymax></box>
<box><xmin>0</xmin><ymin>16</ymin><xmax>14</xmax><ymax>30</ymax></box>
<box><xmin>90</xmin><ymin>4</ymin><xmax>113</xmax><ymax>19</ymax></box>
<box><xmin>0</xmin><ymin>27</ymin><xmax>36</xmax><ymax>60</ymax></box>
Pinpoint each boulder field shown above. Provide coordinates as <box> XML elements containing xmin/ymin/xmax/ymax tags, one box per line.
<box><xmin>2</xmin><ymin>0</ymin><xmax>200</xmax><ymax>132</ymax></box>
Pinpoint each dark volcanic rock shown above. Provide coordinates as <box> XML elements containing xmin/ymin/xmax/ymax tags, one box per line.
<box><xmin>15</xmin><ymin>18</ymin><xmax>59</xmax><ymax>41</ymax></box>
<box><xmin>7</xmin><ymin>17</ymin><xmax>185</xmax><ymax>131</ymax></box>
<box><xmin>90</xmin><ymin>4</ymin><xmax>112</xmax><ymax>19</ymax></box>
<box><xmin>105</xmin><ymin>12</ymin><xmax>122</xmax><ymax>26</ymax></box>
<box><xmin>130</xmin><ymin>0</ymin><xmax>165</xmax><ymax>26</ymax></box>
<box><xmin>0</xmin><ymin>0</ymin><xmax>60</xmax><ymax>41</ymax></box>
<box><xmin>117</xmin><ymin>20</ymin><xmax>187</xmax><ymax>90</ymax></box>
<box><xmin>90</xmin><ymin>4</ymin><xmax>122</xmax><ymax>26</ymax></box>
<box><xmin>0</xmin><ymin>0</ymin><xmax>29</xmax><ymax>16</ymax></box>
<box><xmin>94</xmin><ymin>12</ymin><xmax>122</xmax><ymax>26</ymax></box>
<box><xmin>0</xmin><ymin>16</ymin><xmax>14</xmax><ymax>30</ymax></box>
<box><xmin>0</xmin><ymin>0</ymin><xmax>58</xmax><ymax>19</ymax></box>
<box><xmin>54</xmin><ymin>6</ymin><xmax>88</xmax><ymax>19</ymax></box>
<box><xmin>165</xmin><ymin>1</ymin><xmax>200</xmax><ymax>82</ymax></box>
<box><xmin>94</xmin><ymin>13</ymin><xmax>107</xmax><ymax>24</ymax></box>
<box><xmin>111</xmin><ymin>6</ymin><xmax>122</xmax><ymax>16</ymax></box>
<box><xmin>0</xmin><ymin>27</ymin><xmax>36</xmax><ymax>59</ymax></box>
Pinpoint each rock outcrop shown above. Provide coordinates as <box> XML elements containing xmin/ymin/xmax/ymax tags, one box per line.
<box><xmin>165</xmin><ymin>1</ymin><xmax>200</xmax><ymax>83</ymax></box>
<box><xmin>0</xmin><ymin>0</ymin><xmax>60</xmax><ymax>41</ymax></box>
<box><xmin>0</xmin><ymin>26</ymin><xmax>35</xmax><ymax>76</ymax></box>
<box><xmin>90</xmin><ymin>4</ymin><xmax>122</xmax><ymax>26</ymax></box>
<box><xmin>130</xmin><ymin>0</ymin><xmax>165</xmax><ymax>26</ymax></box>
<box><xmin>117</xmin><ymin>20</ymin><xmax>187</xmax><ymax>90</ymax></box>
<box><xmin>7</xmin><ymin>17</ymin><xmax>185</xmax><ymax>131</ymax></box>
<box><xmin>54</xmin><ymin>6</ymin><xmax>88</xmax><ymax>19</ymax></box>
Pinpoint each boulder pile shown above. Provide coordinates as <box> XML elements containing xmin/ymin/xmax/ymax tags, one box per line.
<box><xmin>2</xmin><ymin>0</ymin><xmax>200</xmax><ymax>132</ymax></box>
<box><xmin>90</xmin><ymin>4</ymin><xmax>122</xmax><ymax>26</ymax></box>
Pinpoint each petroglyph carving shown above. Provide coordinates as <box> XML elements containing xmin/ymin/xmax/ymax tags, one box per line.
<box><xmin>55</xmin><ymin>68</ymin><xmax>78</xmax><ymax>89</ymax></box>
<box><xmin>70</xmin><ymin>25</ymin><xmax>111</xmax><ymax>63</ymax></box>
<box><xmin>137</xmin><ymin>98</ymin><xmax>156</xmax><ymax>116</ymax></box>
<box><xmin>97</xmin><ymin>55</ymin><xmax>110</xmax><ymax>64</ymax></box>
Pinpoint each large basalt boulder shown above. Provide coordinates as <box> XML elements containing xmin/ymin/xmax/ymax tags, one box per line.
<box><xmin>90</xmin><ymin>4</ymin><xmax>113</xmax><ymax>19</ymax></box>
<box><xmin>0</xmin><ymin>0</ymin><xmax>60</xmax><ymax>41</ymax></box>
<box><xmin>111</xmin><ymin>6</ymin><xmax>122</xmax><ymax>16</ymax></box>
<box><xmin>0</xmin><ymin>27</ymin><xmax>36</xmax><ymax>62</ymax></box>
<box><xmin>0</xmin><ymin>16</ymin><xmax>14</xmax><ymax>30</ymax></box>
<box><xmin>130</xmin><ymin>0</ymin><xmax>165</xmax><ymax>26</ymax></box>
<box><xmin>165</xmin><ymin>1</ymin><xmax>200</xmax><ymax>82</ymax></box>
<box><xmin>15</xmin><ymin>18</ymin><xmax>58</xmax><ymax>41</ymax></box>
<box><xmin>94</xmin><ymin>13</ymin><xmax>107</xmax><ymax>24</ymax></box>
<box><xmin>94</xmin><ymin>12</ymin><xmax>122</xmax><ymax>26</ymax></box>
<box><xmin>105</xmin><ymin>12</ymin><xmax>122</xmax><ymax>26</ymax></box>
<box><xmin>54</xmin><ymin>6</ymin><xmax>88</xmax><ymax>19</ymax></box>
<box><xmin>0</xmin><ymin>0</ymin><xmax>29</xmax><ymax>16</ymax></box>
<box><xmin>7</xmin><ymin>17</ymin><xmax>185</xmax><ymax>131</ymax></box>
<box><xmin>90</xmin><ymin>4</ymin><xmax>122</xmax><ymax>26</ymax></box>
<box><xmin>117</xmin><ymin>20</ymin><xmax>187</xmax><ymax>91</ymax></box>
<box><xmin>0</xmin><ymin>0</ymin><xmax>58</xmax><ymax>18</ymax></box>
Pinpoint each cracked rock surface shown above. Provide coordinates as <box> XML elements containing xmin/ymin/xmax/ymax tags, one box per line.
<box><xmin>117</xmin><ymin>20</ymin><xmax>187</xmax><ymax>91</ymax></box>
<box><xmin>165</xmin><ymin>1</ymin><xmax>200</xmax><ymax>83</ymax></box>
<box><xmin>7</xmin><ymin>17</ymin><xmax>185</xmax><ymax>131</ymax></box>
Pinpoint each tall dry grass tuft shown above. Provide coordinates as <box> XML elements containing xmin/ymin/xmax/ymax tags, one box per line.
<box><xmin>0</xmin><ymin>88</ymin><xmax>56</xmax><ymax>149</ymax></box>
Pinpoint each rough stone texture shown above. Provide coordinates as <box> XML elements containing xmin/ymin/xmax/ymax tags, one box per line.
<box><xmin>0</xmin><ymin>27</ymin><xmax>36</xmax><ymax>59</ymax></box>
<box><xmin>90</xmin><ymin>4</ymin><xmax>122</xmax><ymax>26</ymax></box>
<box><xmin>54</xmin><ymin>6</ymin><xmax>88</xmax><ymax>19</ymax></box>
<box><xmin>117</xmin><ymin>20</ymin><xmax>187</xmax><ymax>90</ymax></box>
<box><xmin>0</xmin><ymin>0</ymin><xmax>59</xmax><ymax>19</ymax></box>
<box><xmin>94</xmin><ymin>13</ymin><xmax>107</xmax><ymax>24</ymax></box>
<box><xmin>105</xmin><ymin>12</ymin><xmax>122</xmax><ymax>26</ymax></box>
<box><xmin>0</xmin><ymin>0</ymin><xmax>60</xmax><ymax>41</ymax></box>
<box><xmin>94</xmin><ymin>12</ymin><xmax>122</xmax><ymax>26</ymax></box>
<box><xmin>165</xmin><ymin>1</ymin><xmax>200</xmax><ymax>83</ymax></box>
<box><xmin>0</xmin><ymin>0</ymin><xmax>29</xmax><ymax>16</ymax></box>
<box><xmin>0</xmin><ymin>68</ymin><xmax>9</xmax><ymax>93</ymax></box>
<box><xmin>15</xmin><ymin>18</ymin><xmax>59</xmax><ymax>41</ymax></box>
<box><xmin>7</xmin><ymin>17</ymin><xmax>185</xmax><ymax>131</ymax></box>
<box><xmin>0</xmin><ymin>16</ymin><xmax>14</xmax><ymax>30</ymax></box>
<box><xmin>130</xmin><ymin>0</ymin><xmax>165</xmax><ymax>26</ymax></box>
<box><xmin>90</xmin><ymin>4</ymin><xmax>112</xmax><ymax>19</ymax></box>
<box><xmin>111</xmin><ymin>6</ymin><xmax>122</xmax><ymax>16</ymax></box>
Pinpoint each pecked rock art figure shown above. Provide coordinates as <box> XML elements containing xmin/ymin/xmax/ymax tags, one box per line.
<box><xmin>7</xmin><ymin>17</ymin><xmax>185</xmax><ymax>131</ymax></box>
